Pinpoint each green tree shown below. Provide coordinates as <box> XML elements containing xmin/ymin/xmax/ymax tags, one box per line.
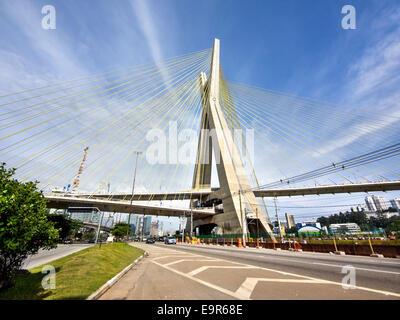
<box><xmin>286</xmin><ymin>225</ymin><xmax>298</xmax><ymax>235</ymax></box>
<box><xmin>0</xmin><ymin>163</ymin><xmax>59</xmax><ymax>289</ymax></box>
<box><xmin>111</xmin><ymin>223</ymin><xmax>129</xmax><ymax>238</ymax></box>
<box><xmin>46</xmin><ymin>214</ymin><xmax>82</xmax><ymax>240</ymax></box>
<box><xmin>385</xmin><ymin>216</ymin><xmax>400</xmax><ymax>233</ymax></box>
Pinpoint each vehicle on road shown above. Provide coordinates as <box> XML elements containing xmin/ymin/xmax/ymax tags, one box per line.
<box><xmin>165</xmin><ymin>236</ymin><xmax>177</xmax><ymax>245</ymax></box>
<box><xmin>64</xmin><ymin>239</ymin><xmax>73</xmax><ymax>244</ymax></box>
<box><xmin>146</xmin><ymin>238</ymin><xmax>155</xmax><ymax>244</ymax></box>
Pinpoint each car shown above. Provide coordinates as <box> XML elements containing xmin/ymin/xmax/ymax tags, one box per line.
<box><xmin>158</xmin><ymin>237</ymin><xmax>164</xmax><ymax>242</ymax></box>
<box><xmin>133</xmin><ymin>238</ymin><xmax>140</xmax><ymax>242</ymax></box>
<box><xmin>88</xmin><ymin>239</ymin><xmax>96</xmax><ymax>243</ymax></box>
<box><xmin>142</xmin><ymin>237</ymin><xmax>147</xmax><ymax>242</ymax></box>
<box><xmin>146</xmin><ymin>238</ymin><xmax>155</xmax><ymax>244</ymax></box>
<box><xmin>165</xmin><ymin>236</ymin><xmax>177</xmax><ymax>245</ymax></box>
<box><xmin>64</xmin><ymin>239</ymin><xmax>73</xmax><ymax>244</ymax></box>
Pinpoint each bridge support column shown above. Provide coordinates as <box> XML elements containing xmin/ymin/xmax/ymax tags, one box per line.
<box><xmin>191</xmin><ymin>39</ymin><xmax>275</xmax><ymax>242</ymax></box>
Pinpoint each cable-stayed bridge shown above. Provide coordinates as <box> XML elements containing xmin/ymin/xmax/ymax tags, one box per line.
<box><xmin>2</xmin><ymin>39</ymin><xmax>400</xmax><ymax>241</ymax></box>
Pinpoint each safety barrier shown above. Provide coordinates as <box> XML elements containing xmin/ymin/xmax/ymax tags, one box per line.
<box><xmin>179</xmin><ymin>237</ymin><xmax>400</xmax><ymax>258</ymax></box>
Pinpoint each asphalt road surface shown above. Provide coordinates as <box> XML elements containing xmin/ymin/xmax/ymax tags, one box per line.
<box><xmin>99</xmin><ymin>242</ymin><xmax>400</xmax><ymax>300</ymax></box>
<box><xmin>22</xmin><ymin>244</ymin><xmax>93</xmax><ymax>269</ymax></box>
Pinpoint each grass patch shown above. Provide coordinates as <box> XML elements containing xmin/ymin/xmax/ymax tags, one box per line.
<box><xmin>0</xmin><ymin>243</ymin><xmax>144</xmax><ymax>300</ymax></box>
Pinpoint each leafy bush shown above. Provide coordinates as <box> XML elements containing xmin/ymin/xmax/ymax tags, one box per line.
<box><xmin>0</xmin><ymin>163</ymin><xmax>59</xmax><ymax>290</ymax></box>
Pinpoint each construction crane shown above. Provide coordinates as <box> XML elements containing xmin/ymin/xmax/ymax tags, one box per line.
<box><xmin>71</xmin><ymin>146</ymin><xmax>89</xmax><ymax>192</ymax></box>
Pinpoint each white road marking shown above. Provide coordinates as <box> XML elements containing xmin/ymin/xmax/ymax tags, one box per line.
<box><xmin>164</xmin><ymin>259</ymin><xmax>219</xmax><ymax>266</ymax></box>
<box><xmin>188</xmin><ymin>265</ymin><xmax>257</xmax><ymax>276</ymax></box>
<box><xmin>151</xmin><ymin>259</ymin><xmax>243</xmax><ymax>300</ymax></box>
<box><xmin>167</xmin><ymin>246</ymin><xmax>400</xmax><ymax>298</ymax></box>
<box><xmin>235</xmin><ymin>278</ymin><xmax>328</xmax><ymax>299</ymax></box>
<box><xmin>178</xmin><ymin>245</ymin><xmax>400</xmax><ymax>274</ymax></box>
<box><xmin>152</xmin><ymin>254</ymin><xmax>198</xmax><ymax>261</ymax></box>
<box><xmin>313</xmin><ymin>262</ymin><xmax>400</xmax><ymax>275</ymax></box>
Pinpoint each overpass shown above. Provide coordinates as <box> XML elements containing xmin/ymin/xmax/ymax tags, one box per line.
<box><xmin>45</xmin><ymin>195</ymin><xmax>215</xmax><ymax>218</ymax></box>
<box><xmin>57</xmin><ymin>180</ymin><xmax>400</xmax><ymax>202</ymax></box>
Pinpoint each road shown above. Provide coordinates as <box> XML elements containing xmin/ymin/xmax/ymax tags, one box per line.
<box><xmin>22</xmin><ymin>244</ymin><xmax>93</xmax><ymax>269</ymax></box>
<box><xmin>99</xmin><ymin>242</ymin><xmax>400</xmax><ymax>300</ymax></box>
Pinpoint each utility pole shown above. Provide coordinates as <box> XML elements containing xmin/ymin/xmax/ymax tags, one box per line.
<box><xmin>127</xmin><ymin>151</ymin><xmax>142</xmax><ymax>240</ymax></box>
<box><xmin>274</xmin><ymin>197</ymin><xmax>283</xmax><ymax>242</ymax></box>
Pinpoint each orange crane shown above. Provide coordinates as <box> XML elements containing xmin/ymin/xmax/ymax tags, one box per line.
<box><xmin>71</xmin><ymin>146</ymin><xmax>89</xmax><ymax>192</ymax></box>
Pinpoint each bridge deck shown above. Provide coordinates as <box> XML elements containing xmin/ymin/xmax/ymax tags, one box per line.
<box><xmin>45</xmin><ymin>195</ymin><xmax>215</xmax><ymax>218</ymax></box>
<box><xmin>52</xmin><ymin>180</ymin><xmax>400</xmax><ymax>201</ymax></box>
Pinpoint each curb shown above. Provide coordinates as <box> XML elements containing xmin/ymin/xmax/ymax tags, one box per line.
<box><xmin>86</xmin><ymin>251</ymin><xmax>148</xmax><ymax>300</ymax></box>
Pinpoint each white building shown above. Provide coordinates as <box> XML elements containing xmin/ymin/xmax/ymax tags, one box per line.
<box><xmin>372</xmin><ymin>195</ymin><xmax>389</xmax><ymax>212</ymax></box>
<box><xmin>390</xmin><ymin>198</ymin><xmax>400</xmax><ymax>211</ymax></box>
<box><xmin>329</xmin><ymin>223</ymin><xmax>361</xmax><ymax>234</ymax></box>
<box><xmin>365</xmin><ymin>196</ymin><xmax>377</xmax><ymax>211</ymax></box>
<box><xmin>366</xmin><ymin>211</ymin><xmax>399</xmax><ymax>219</ymax></box>
<box><xmin>285</xmin><ymin>213</ymin><xmax>296</xmax><ymax>229</ymax></box>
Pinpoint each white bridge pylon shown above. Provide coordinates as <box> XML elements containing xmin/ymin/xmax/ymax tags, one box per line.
<box><xmin>190</xmin><ymin>39</ymin><xmax>275</xmax><ymax>240</ymax></box>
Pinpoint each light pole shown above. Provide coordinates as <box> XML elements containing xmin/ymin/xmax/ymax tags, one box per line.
<box><xmin>127</xmin><ymin>151</ymin><xmax>142</xmax><ymax>240</ymax></box>
<box><xmin>274</xmin><ymin>197</ymin><xmax>283</xmax><ymax>242</ymax></box>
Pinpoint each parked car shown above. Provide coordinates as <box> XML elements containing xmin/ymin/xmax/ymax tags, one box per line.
<box><xmin>64</xmin><ymin>239</ymin><xmax>73</xmax><ymax>244</ymax></box>
<box><xmin>88</xmin><ymin>239</ymin><xmax>96</xmax><ymax>243</ymax></box>
<box><xmin>134</xmin><ymin>238</ymin><xmax>140</xmax><ymax>242</ymax></box>
<box><xmin>165</xmin><ymin>236</ymin><xmax>177</xmax><ymax>245</ymax></box>
<box><xmin>142</xmin><ymin>237</ymin><xmax>147</xmax><ymax>242</ymax></box>
<box><xmin>158</xmin><ymin>237</ymin><xmax>164</xmax><ymax>242</ymax></box>
<box><xmin>146</xmin><ymin>237</ymin><xmax>155</xmax><ymax>244</ymax></box>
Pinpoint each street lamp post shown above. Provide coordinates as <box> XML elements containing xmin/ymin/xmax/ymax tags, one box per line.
<box><xmin>127</xmin><ymin>151</ymin><xmax>142</xmax><ymax>240</ymax></box>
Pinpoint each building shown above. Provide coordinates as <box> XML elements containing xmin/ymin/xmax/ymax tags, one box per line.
<box><xmin>285</xmin><ymin>213</ymin><xmax>296</xmax><ymax>229</ymax></box>
<box><xmin>145</xmin><ymin>216</ymin><xmax>152</xmax><ymax>235</ymax></box>
<box><xmin>350</xmin><ymin>204</ymin><xmax>366</xmax><ymax>212</ymax></box>
<box><xmin>298</xmin><ymin>226</ymin><xmax>321</xmax><ymax>236</ymax></box>
<box><xmin>297</xmin><ymin>221</ymin><xmax>321</xmax><ymax>229</ymax></box>
<box><xmin>366</xmin><ymin>211</ymin><xmax>399</xmax><ymax>219</ymax></box>
<box><xmin>150</xmin><ymin>221</ymin><xmax>159</xmax><ymax>236</ymax></box>
<box><xmin>128</xmin><ymin>215</ymin><xmax>139</xmax><ymax>235</ymax></box>
<box><xmin>365</xmin><ymin>196</ymin><xmax>377</xmax><ymax>211</ymax></box>
<box><xmin>390</xmin><ymin>198</ymin><xmax>400</xmax><ymax>211</ymax></box>
<box><xmin>372</xmin><ymin>195</ymin><xmax>389</xmax><ymax>212</ymax></box>
<box><xmin>329</xmin><ymin>223</ymin><xmax>361</xmax><ymax>235</ymax></box>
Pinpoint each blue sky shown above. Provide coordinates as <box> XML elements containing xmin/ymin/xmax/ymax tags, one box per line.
<box><xmin>1</xmin><ymin>0</ymin><xmax>400</xmax><ymax>230</ymax></box>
